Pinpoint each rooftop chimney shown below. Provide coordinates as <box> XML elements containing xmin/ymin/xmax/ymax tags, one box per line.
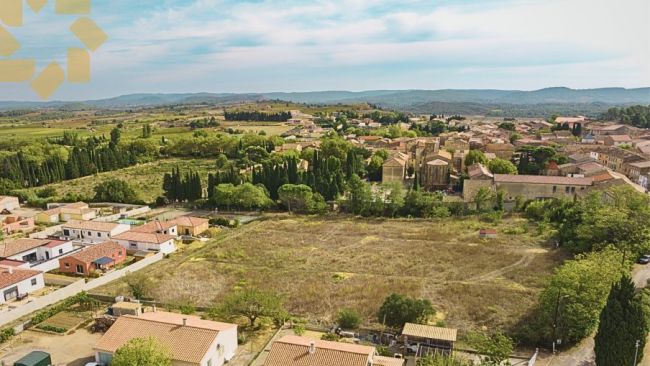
<box><xmin>308</xmin><ymin>341</ymin><xmax>316</xmax><ymax>355</ymax></box>
<box><xmin>182</xmin><ymin>318</ymin><xmax>187</xmax><ymax>326</ymax></box>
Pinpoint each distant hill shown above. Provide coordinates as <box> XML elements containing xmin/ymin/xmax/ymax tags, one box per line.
<box><xmin>1</xmin><ymin>87</ymin><xmax>648</xmax><ymax>117</ymax></box>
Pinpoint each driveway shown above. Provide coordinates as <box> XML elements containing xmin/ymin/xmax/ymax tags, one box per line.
<box><xmin>0</xmin><ymin>328</ymin><xmax>101</xmax><ymax>366</ymax></box>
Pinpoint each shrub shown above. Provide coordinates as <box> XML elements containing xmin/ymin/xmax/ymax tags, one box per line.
<box><xmin>337</xmin><ymin>308</ymin><xmax>362</xmax><ymax>329</ymax></box>
<box><xmin>36</xmin><ymin>324</ymin><xmax>67</xmax><ymax>333</ymax></box>
<box><xmin>321</xmin><ymin>332</ymin><xmax>340</xmax><ymax>341</ymax></box>
<box><xmin>293</xmin><ymin>324</ymin><xmax>306</xmax><ymax>336</ymax></box>
<box><xmin>0</xmin><ymin>327</ymin><xmax>15</xmax><ymax>343</ymax></box>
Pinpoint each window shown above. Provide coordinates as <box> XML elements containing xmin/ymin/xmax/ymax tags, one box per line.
<box><xmin>88</xmin><ymin>231</ymin><xmax>92</xmax><ymax>236</ymax></box>
<box><xmin>552</xmin><ymin>186</ymin><xmax>557</xmax><ymax>193</ymax></box>
<box><xmin>31</xmin><ymin>278</ymin><xmax>37</xmax><ymax>286</ymax></box>
<box><xmin>59</xmin><ymin>249</ymin><xmax>63</xmax><ymax>255</ymax></box>
<box><xmin>97</xmin><ymin>232</ymin><xmax>102</xmax><ymax>237</ymax></box>
<box><xmin>118</xmin><ymin>251</ymin><xmax>123</xmax><ymax>256</ymax></box>
<box><xmin>130</xmin><ymin>242</ymin><xmax>137</xmax><ymax>248</ymax></box>
<box><xmin>565</xmin><ymin>186</ymin><xmax>570</xmax><ymax>193</ymax></box>
<box><xmin>64</xmin><ymin>263</ymin><xmax>69</xmax><ymax>268</ymax></box>
<box><xmin>63</xmin><ymin>229</ymin><xmax>70</xmax><ymax>236</ymax></box>
<box><xmin>76</xmin><ymin>264</ymin><xmax>84</xmax><ymax>274</ymax></box>
<box><xmin>571</xmin><ymin>187</ymin><xmax>576</xmax><ymax>193</ymax></box>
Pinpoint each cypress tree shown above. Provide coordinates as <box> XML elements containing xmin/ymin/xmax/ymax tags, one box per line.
<box><xmin>594</xmin><ymin>275</ymin><xmax>648</xmax><ymax>366</ymax></box>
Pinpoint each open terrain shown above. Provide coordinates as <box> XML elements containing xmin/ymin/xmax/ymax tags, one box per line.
<box><xmin>17</xmin><ymin>158</ymin><xmax>215</xmax><ymax>203</ymax></box>
<box><xmin>95</xmin><ymin>215</ymin><xmax>567</xmax><ymax>334</ymax></box>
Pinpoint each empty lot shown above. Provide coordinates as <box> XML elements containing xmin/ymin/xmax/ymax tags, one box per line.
<box><xmin>95</xmin><ymin>215</ymin><xmax>566</xmax><ymax>333</ymax></box>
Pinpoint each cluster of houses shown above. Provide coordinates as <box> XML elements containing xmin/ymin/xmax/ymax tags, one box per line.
<box><xmin>334</xmin><ymin>116</ymin><xmax>650</xmax><ymax>202</ymax></box>
<box><xmin>0</xmin><ymin>198</ymin><xmax>210</xmax><ymax>305</ymax></box>
<box><xmin>88</xmin><ymin>298</ymin><xmax>457</xmax><ymax>366</ymax></box>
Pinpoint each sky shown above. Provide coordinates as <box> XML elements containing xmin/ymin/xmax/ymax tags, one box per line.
<box><xmin>1</xmin><ymin>0</ymin><xmax>649</xmax><ymax>101</ymax></box>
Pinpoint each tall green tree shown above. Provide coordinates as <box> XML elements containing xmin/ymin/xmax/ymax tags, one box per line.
<box><xmin>111</xmin><ymin>337</ymin><xmax>171</xmax><ymax>366</ymax></box>
<box><xmin>377</xmin><ymin>293</ymin><xmax>435</xmax><ymax>329</ymax></box>
<box><xmin>213</xmin><ymin>288</ymin><xmax>285</xmax><ymax>328</ymax></box>
<box><xmin>595</xmin><ymin>275</ymin><xmax>648</xmax><ymax>366</ymax></box>
<box><xmin>93</xmin><ymin>179</ymin><xmax>139</xmax><ymax>204</ymax></box>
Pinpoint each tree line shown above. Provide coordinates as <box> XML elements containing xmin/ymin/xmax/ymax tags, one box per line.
<box><xmin>601</xmin><ymin>105</ymin><xmax>650</xmax><ymax>128</ymax></box>
<box><xmin>224</xmin><ymin>111</ymin><xmax>291</xmax><ymax>122</ymax></box>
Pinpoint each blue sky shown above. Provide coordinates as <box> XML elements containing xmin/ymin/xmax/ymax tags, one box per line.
<box><xmin>1</xmin><ymin>0</ymin><xmax>649</xmax><ymax>100</ymax></box>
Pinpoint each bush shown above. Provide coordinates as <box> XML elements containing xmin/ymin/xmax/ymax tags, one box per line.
<box><xmin>293</xmin><ymin>324</ymin><xmax>306</xmax><ymax>336</ymax></box>
<box><xmin>0</xmin><ymin>327</ymin><xmax>15</xmax><ymax>343</ymax></box>
<box><xmin>36</xmin><ymin>324</ymin><xmax>67</xmax><ymax>333</ymax></box>
<box><xmin>36</xmin><ymin>186</ymin><xmax>57</xmax><ymax>198</ymax></box>
<box><xmin>321</xmin><ymin>332</ymin><xmax>341</xmax><ymax>341</ymax></box>
<box><xmin>337</xmin><ymin>308</ymin><xmax>362</xmax><ymax>329</ymax></box>
<box><xmin>479</xmin><ymin>211</ymin><xmax>503</xmax><ymax>224</ymax></box>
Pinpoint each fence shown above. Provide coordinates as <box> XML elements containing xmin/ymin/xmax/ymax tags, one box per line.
<box><xmin>0</xmin><ymin>252</ymin><xmax>163</xmax><ymax>327</ymax></box>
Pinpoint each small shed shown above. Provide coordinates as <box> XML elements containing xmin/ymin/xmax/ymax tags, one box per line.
<box><xmin>402</xmin><ymin>323</ymin><xmax>457</xmax><ymax>356</ymax></box>
<box><xmin>111</xmin><ymin>301</ymin><xmax>142</xmax><ymax>317</ymax></box>
<box><xmin>479</xmin><ymin>229</ymin><xmax>497</xmax><ymax>239</ymax></box>
<box><xmin>13</xmin><ymin>351</ymin><xmax>52</xmax><ymax>366</ymax></box>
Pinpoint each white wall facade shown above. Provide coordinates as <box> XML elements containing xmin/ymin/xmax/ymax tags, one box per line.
<box><xmin>114</xmin><ymin>238</ymin><xmax>176</xmax><ymax>254</ymax></box>
<box><xmin>62</xmin><ymin>224</ymin><xmax>130</xmax><ymax>244</ymax></box>
<box><xmin>0</xmin><ymin>272</ymin><xmax>44</xmax><ymax>304</ymax></box>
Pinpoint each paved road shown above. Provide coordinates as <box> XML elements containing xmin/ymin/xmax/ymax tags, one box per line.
<box><xmin>543</xmin><ymin>264</ymin><xmax>650</xmax><ymax>366</ymax></box>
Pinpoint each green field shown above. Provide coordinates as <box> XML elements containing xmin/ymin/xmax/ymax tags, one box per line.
<box><xmin>95</xmin><ymin>215</ymin><xmax>566</xmax><ymax>334</ymax></box>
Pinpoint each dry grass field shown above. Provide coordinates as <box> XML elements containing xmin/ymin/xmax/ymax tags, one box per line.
<box><xmin>95</xmin><ymin>215</ymin><xmax>566</xmax><ymax>334</ymax></box>
<box><xmin>18</xmin><ymin>158</ymin><xmax>215</xmax><ymax>203</ymax></box>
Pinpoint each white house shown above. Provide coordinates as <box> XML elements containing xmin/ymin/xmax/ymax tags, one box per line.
<box><xmin>130</xmin><ymin>220</ymin><xmax>178</xmax><ymax>237</ymax></box>
<box><xmin>0</xmin><ymin>196</ymin><xmax>20</xmax><ymax>212</ymax></box>
<box><xmin>94</xmin><ymin>310</ymin><xmax>238</xmax><ymax>366</ymax></box>
<box><xmin>0</xmin><ymin>238</ymin><xmax>75</xmax><ymax>263</ymax></box>
<box><xmin>62</xmin><ymin>221</ymin><xmax>130</xmax><ymax>244</ymax></box>
<box><xmin>112</xmin><ymin>231</ymin><xmax>176</xmax><ymax>254</ymax></box>
<box><xmin>0</xmin><ymin>267</ymin><xmax>44</xmax><ymax>303</ymax></box>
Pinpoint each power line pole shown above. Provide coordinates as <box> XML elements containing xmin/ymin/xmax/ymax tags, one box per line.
<box><xmin>634</xmin><ymin>339</ymin><xmax>640</xmax><ymax>366</ymax></box>
<box><xmin>552</xmin><ymin>289</ymin><xmax>562</xmax><ymax>354</ymax></box>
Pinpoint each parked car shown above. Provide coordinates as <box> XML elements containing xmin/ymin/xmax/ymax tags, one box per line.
<box><xmin>637</xmin><ymin>255</ymin><xmax>650</xmax><ymax>264</ymax></box>
<box><xmin>406</xmin><ymin>344</ymin><xmax>419</xmax><ymax>353</ymax></box>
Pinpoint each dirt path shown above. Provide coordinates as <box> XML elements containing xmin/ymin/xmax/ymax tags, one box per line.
<box><xmin>468</xmin><ymin>252</ymin><xmax>536</xmax><ymax>283</ymax></box>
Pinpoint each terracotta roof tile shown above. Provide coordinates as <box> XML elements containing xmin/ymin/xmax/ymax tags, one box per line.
<box><xmin>67</xmin><ymin>241</ymin><xmax>123</xmax><ymax>264</ymax></box>
<box><xmin>373</xmin><ymin>356</ymin><xmax>405</xmax><ymax>366</ymax></box>
<box><xmin>63</xmin><ymin>220</ymin><xmax>125</xmax><ymax>232</ymax></box>
<box><xmin>94</xmin><ymin>313</ymin><xmax>222</xmax><ymax>363</ymax></box>
<box><xmin>113</xmin><ymin>231</ymin><xmax>175</xmax><ymax>244</ymax></box>
<box><xmin>0</xmin><ymin>267</ymin><xmax>41</xmax><ymax>289</ymax></box>
<box><xmin>130</xmin><ymin>220</ymin><xmax>177</xmax><ymax>233</ymax></box>
<box><xmin>171</xmin><ymin>216</ymin><xmax>209</xmax><ymax>227</ymax></box>
<box><xmin>494</xmin><ymin>174</ymin><xmax>593</xmax><ymax>186</ymax></box>
<box><xmin>264</xmin><ymin>335</ymin><xmax>374</xmax><ymax>366</ymax></box>
<box><xmin>402</xmin><ymin>323</ymin><xmax>458</xmax><ymax>342</ymax></box>
<box><xmin>0</xmin><ymin>239</ymin><xmax>50</xmax><ymax>257</ymax></box>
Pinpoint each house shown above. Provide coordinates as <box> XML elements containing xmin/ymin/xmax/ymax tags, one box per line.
<box><xmin>382</xmin><ymin>153</ymin><xmax>409</xmax><ymax>184</ymax></box>
<box><xmin>0</xmin><ymin>196</ymin><xmax>20</xmax><ymax>212</ymax></box>
<box><xmin>0</xmin><ymin>267</ymin><xmax>44</xmax><ymax>304</ymax></box>
<box><xmin>111</xmin><ymin>301</ymin><xmax>143</xmax><ymax>317</ymax></box>
<box><xmin>1</xmin><ymin>216</ymin><xmax>34</xmax><ymax>235</ymax></box>
<box><xmin>479</xmin><ymin>229</ymin><xmax>497</xmax><ymax>239</ymax></box>
<box><xmin>627</xmin><ymin>161</ymin><xmax>650</xmax><ymax>189</ymax></box>
<box><xmin>94</xmin><ymin>311</ymin><xmax>238</xmax><ymax>366</ymax></box>
<box><xmin>401</xmin><ymin>323</ymin><xmax>458</xmax><ymax>356</ymax></box>
<box><xmin>421</xmin><ymin>160</ymin><xmax>450</xmax><ymax>191</ymax></box>
<box><xmin>130</xmin><ymin>220</ymin><xmax>178</xmax><ymax>237</ymax></box>
<box><xmin>486</xmin><ymin>143</ymin><xmax>515</xmax><ymax>160</ymax></box>
<box><xmin>35</xmin><ymin>202</ymin><xmax>96</xmax><ymax>224</ymax></box>
<box><xmin>264</xmin><ymin>335</ymin><xmax>375</xmax><ymax>366</ymax></box>
<box><xmin>604</xmin><ymin>135</ymin><xmax>633</xmax><ymax>147</ymax></box>
<box><xmin>58</xmin><ymin>241</ymin><xmax>126</xmax><ymax>276</ymax></box>
<box><xmin>0</xmin><ymin>238</ymin><xmax>75</xmax><ymax>264</ymax></box>
<box><xmin>467</xmin><ymin>164</ymin><xmax>493</xmax><ymax>180</ymax></box>
<box><xmin>590</xmin><ymin>124</ymin><xmax>632</xmax><ymax>137</ymax></box>
<box><xmin>493</xmin><ymin>175</ymin><xmax>594</xmax><ymax>201</ymax></box>
<box><xmin>112</xmin><ymin>231</ymin><xmax>176</xmax><ymax>254</ymax></box>
<box><xmin>61</xmin><ymin>221</ymin><xmax>130</xmax><ymax>244</ymax></box>
<box><xmin>170</xmin><ymin>216</ymin><xmax>209</xmax><ymax>237</ymax></box>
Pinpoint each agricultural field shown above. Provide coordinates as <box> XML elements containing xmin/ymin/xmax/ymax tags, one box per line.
<box><xmin>95</xmin><ymin>215</ymin><xmax>567</xmax><ymax>334</ymax></box>
<box><xmin>17</xmin><ymin>158</ymin><xmax>216</xmax><ymax>203</ymax></box>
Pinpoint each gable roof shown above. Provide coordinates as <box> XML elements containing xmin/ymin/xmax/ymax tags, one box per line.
<box><xmin>67</xmin><ymin>241</ymin><xmax>123</xmax><ymax>264</ymax></box>
<box><xmin>494</xmin><ymin>174</ymin><xmax>593</xmax><ymax>186</ymax></box>
<box><xmin>113</xmin><ymin>231</ymin><xmax>175</xmax><ymax>244</ymax></box>
<box><xmin>0</xmin><ymin>267</ymin><xmax>41</xmax><ymax>289</ymax></box>
<box><xmin>170</xmin><ymin>216</ymin><xmax>209</xmax><ymax>227</ymax></box>
<box><xmin>264</xmin><ymin>335</ymin><xmax>374</xmax><ymax>366</ymax></box>
<box><xmin>373</xmin><ymin>356</ymin><xmax>405</xmax><ymax>366</ymax></box>
<box><xmin>402</xmin><ymin>323</ymin><xmax>458</xmax><ymax>342</ymax></box>
<box><xmin>137</xmin><ymin>311</ymin><xmax>236</xmax><ymax>331</ymax></box>
<box><xmin>130</xmin><ymin>220</ymin><xmax>177</xmax><ymax>234</ymax></box>
<box><xmin>94</xmin><ymin>312</ymin><xmax>223</xmax><ymax>364</ymax></box>
<box><xmin>0</xmin><ymin>239</ymin><xmax>50</xmax><ymax>258</ymax></box>
<box><xmin>63</xmin><ymin>220</ymin><xmax>124</xmax><ymax>232</ymax></box>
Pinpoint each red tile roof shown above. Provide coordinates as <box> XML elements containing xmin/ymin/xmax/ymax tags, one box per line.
<box><xmin>264</xmin><ymin>335</ymin><xmax>374</xmax><ymax>366</ymax></box>
<box><xmin>113</xmin><ymin>231</ymin><xmax>175</xmax><ymax>244</ymax></box>
<box><xmin>0</xmin><ymin>267</ymin><xmax>41</xmax><ymax>289</ymax></box>
<box><xmin>67</xmin><ymin>241</ymin><xmax>123</xmax><ymax>264</ymax></box>
<box><xmin>494</xmin><ymin>174</ymin><xmax>593</xmax><ymax>186</ymax></box>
